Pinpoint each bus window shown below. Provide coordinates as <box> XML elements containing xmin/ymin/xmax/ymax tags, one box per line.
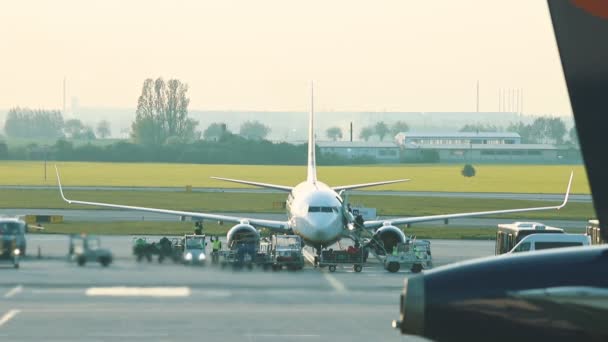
<box><xmin>535</xmin><ymin>242</ymin><xmax>583</xmax><ymax>250</ymax></box>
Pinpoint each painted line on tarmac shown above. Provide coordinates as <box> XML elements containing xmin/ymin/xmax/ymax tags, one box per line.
<box><xmin>3</xmin><ymin>286</ymin><xmax>22</xmax><ymax>298</ymax></box>
<box><xmin>85</xmin><ymin>287</ymin><xmax>191</xmax><ymax>297</ymax></box>
<box><xmin>302</xmin><ymin>249</ymin><xmax>316</xmax><ymax>265</ymax></box>
<box><xmin>0</xmin><ymin>310</ymin><xmax>20</xmax><ymax>327</ymax></box>
<box><xmin>323</xmin><ymin>273</ymin><xmax>347</xmax><ymax>293</ymax></box>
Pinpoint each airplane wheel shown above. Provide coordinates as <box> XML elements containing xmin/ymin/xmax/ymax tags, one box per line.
<box><xmin>354</xmin><ymin>264</ymin><xmax>363</xmax><ymax>273</ymax></box>
<box><xmin>329</xmin><ymin>265</ymin><xmax>336</xmax><ymax>273</ymax></box>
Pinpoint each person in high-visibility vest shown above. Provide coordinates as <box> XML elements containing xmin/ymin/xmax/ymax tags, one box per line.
<box><xmin>212</xmin><ymin>237</ymin><xmax>222</xmax><ymax>252</ymax></box>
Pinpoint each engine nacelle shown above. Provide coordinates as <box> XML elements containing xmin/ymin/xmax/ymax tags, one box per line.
<box><xmin>226</xmin><ymin>223</ymin><xmax>260</xmax><ymax>248</ymax></box>
<box><xmin>372</xmin><ymin>225</ymin><xmax>406</xmax><ymax>254</ymax></box>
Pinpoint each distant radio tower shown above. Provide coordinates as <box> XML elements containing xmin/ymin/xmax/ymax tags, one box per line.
<box><xmin>476</xmin><ymin>80</ymin><xmax>479</xmax><ymax>112</ymax></box>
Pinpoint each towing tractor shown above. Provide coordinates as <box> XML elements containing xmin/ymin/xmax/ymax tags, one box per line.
<box><xmin>0</xmin><ymin>235</ymin><xmax>21</xmax><ymax>269</ymax></box>
<box><xmin>68</xmin><ymin>234</ymin><xmax>113</xmax><ymax>267</ymax></box>
<box><xmin>383</xmin><ymin>238</ymin><xmax>433</xmax><ymax>273</ymax></box>
<box><xmin>182</xmin><ymin>234</ymin><xmax>207</xmax><ymax>265</ymax></box>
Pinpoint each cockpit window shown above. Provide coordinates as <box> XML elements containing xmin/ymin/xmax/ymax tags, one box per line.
<box><xmin>308</xmin><ymin>206</ymin><xmax>339</xmax><ymax>213</ymax></box>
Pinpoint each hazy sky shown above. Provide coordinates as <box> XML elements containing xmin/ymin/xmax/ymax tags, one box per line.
<box><xmin>0</xmin><ymin>0</ymin><xmax>573</xmax><ymax>115</ymax></box>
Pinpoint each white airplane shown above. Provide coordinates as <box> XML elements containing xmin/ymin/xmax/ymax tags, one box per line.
<box><xmin>55</xmin><ymin>88</ymin><xmax>573</xmax><ymax>256</ymax></box>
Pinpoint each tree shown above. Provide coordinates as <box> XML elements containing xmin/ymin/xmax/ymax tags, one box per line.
<box><xmin>569</xmin><ymin>126</ymin><xmax>578</xmax><ymax>145</ymax></box>
<box><xmin>462</xmin><ymin>164</ymin><xmax>476</xmax><ymax>177</ymax></box>
<box><xmin>4</xmin><ymin>107</ymin><xmax>63</xmax><ymax>139</ymax></box>
<box><xmin>239</xmin><ymin>120</ymin><xmax>271</xmax><ymax>140</ymax></box>
<box><xmin>203</xmin><ymin>122</ymin><xmax>230</xmax><ymax>141</ymax></box>
<box><xmin>131</xmin><ymin>77</ymin><xmax>198</xmax><ymax>145</ymax></box>
<box><xmin>96</xmin><ymin>120</ymin><xmax>111</xmax><ymax>138</ymax></box>
<box><xmin>507</xmin><ymin>121</ymin><xmax>535</xmax><ymax>143</ymax></box>
<box><xmin>545</xmin><ymin>117</ymin><xmax>566</xmax><ymax>144</ymax></box>
<box><xmin>459</xmin><ymin>123</ymin><xmax>499</xmax><ymax>132</ymax></box>
<box><xmin>374</xmin><ymin>121</ymin><xmax>390</xmax><ymax>141</ymax></box>
<box><xmin>326</xmin><ymin>126</ymin><xmax>343</xmax><ymax>141</ymax></box>
<box><xmin>359</xmin><ymin>126</ymin><xmax>374</xmax><ymax>142</ymax></box>
<box><xmin>64</xmin><ymin>119</ymin><xmax>85</xmax><ymax>138</ymax></box>
<box><xmin>63</xmin><ymin>119</ymin><xmax>95</xmax><ymax>140</ymax></box>
<box><xmin>390</xmin><ymin>121</ymin><xmax>410</xmax><ymax>136</ymax></box>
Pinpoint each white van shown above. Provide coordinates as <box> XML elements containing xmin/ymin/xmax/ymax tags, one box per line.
<box><xmin>509</xmin><ymin>233</ymin><xmax>590</xmax><ymax>253</ymax></box>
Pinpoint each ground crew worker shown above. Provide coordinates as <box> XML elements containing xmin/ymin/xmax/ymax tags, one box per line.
<box><xmin>212</xmin><ymin>237</ymin><xmax>222</xmax><ymax>263</ymax></box>
<box><xmin>392</xmin><ymin>246</ymin><xmax>399</xmax><ymax>256</ymax></box>
<box><xmin>212</xmin><ymin>237</ymin><xmax>222</xmax><ymax>251</ymax></box>
<box><xmin>194</xmin><ymin>221</ymin><xmax>203</xmax><ymax>235</ymax></box>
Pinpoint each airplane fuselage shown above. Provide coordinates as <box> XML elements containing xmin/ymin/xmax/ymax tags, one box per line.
<box><xmin>286</xmin><ymin>181</ymin><xmax>345</xmax><ymax>249</ymax></box>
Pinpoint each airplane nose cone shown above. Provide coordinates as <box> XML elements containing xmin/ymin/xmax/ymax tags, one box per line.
<box><xmin>304</xmin><ymin>214</ymin><xmax>342</xmax><ymax>241</ymax></box>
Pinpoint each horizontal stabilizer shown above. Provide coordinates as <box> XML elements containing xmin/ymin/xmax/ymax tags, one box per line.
<box><xmin>210</xmin><ymin>177</ymin><xmax>293</xmax><ymax>192</ymax></box>
<box><xmin>333</xmin><ymin>179</ymin><xmax>410</xmax><ymax>192</ymax></box>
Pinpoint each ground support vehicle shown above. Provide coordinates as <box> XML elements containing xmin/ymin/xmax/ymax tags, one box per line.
<box><xmin>0</xmin><ymin>235</ymin><xmax>20</xmax><ymax>269</ymax></box>
<box><xmin>132</xmin><ymin>237</ymin><xmax>183</xmax><ymax>263</ymax></box>
<box><xmin>68</xmin><ymin>234</ymin><xmax>113</xmax><ymax>267</ymax></box>
<box><xmin>219</xmin><ymin>242</ymin><xmax>258</xmax><ymax>270</ymax></box>
<box><xmin>132</xmin><ymin>237</ymin><xmax>155</xmax><ymax>262</ymax></box>
<box><xmin>383</xmin><ymin>239</ymin><xmax>433</xmax><ymax>273</ymax></box>
<box><xmin>319</xmin><ymin>249</ymin><xmax>365</xmax><ymax>273</ymax></box>
<box><xmin>182</xmin><ymin>234</ymin><xmax>207</xmax><ymax>265</ymax></box>
<box><xmin>269</xmin><ymin>235</ymin><xmax>305</xmax><ymax>271</ymax></box>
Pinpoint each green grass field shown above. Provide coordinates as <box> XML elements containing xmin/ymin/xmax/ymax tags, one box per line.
<box><xmin>1</xmin><ymin>189</ymin><xmax>593</xmax><ymax>220</ymax></box>
<box><xmin>0</xmin><ymin>161</ymin><xmax>591</xmax><ymax>194</ymax></box>
<box><xmin>34</xmin><ymin>221</ymin><xmax>587</xmax><ymax>240</ymax></box>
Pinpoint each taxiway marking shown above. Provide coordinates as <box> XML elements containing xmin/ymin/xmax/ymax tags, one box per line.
<box><xmin>323</xmin><ymin>273</ymin><xmax>347</xmax><ymax>293</ymax></box>
<box><xmin>3</xmin><ymin>286</ymin><xmax>23</xmax><ymax>299</ymax></box>
<box><xmin>85</xmin><ymin>287</ymin><xmax>191</xmax><ymax>297</ymax></box>
<box><xmin>0</xmin><ymin>310</ymin><xmax>21</xmax><ymax>327</ymax></box>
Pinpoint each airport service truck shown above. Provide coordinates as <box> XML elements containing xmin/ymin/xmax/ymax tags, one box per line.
<box><xmin>383</xmin><ymin>238</ymin><xmax>433</xmax><ymax>273</ymax></box>
<box><xmin>269</xmin><ymin>235</ymin><xmax>304</xmax><ymax>271</ymax></box>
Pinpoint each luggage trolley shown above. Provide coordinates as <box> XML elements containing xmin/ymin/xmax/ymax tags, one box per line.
<box><xmin>319</xmin><ymin>248</ymin><xmax>365</xmax><ymax>273</ymax></box>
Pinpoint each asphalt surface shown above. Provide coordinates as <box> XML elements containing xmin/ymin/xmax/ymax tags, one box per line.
<box><xmin>0</xmin><ymin>236</ymin><xmax>494</xmax><ymax>341</ymax></box>
<box><xmin>0</xmin><ymin>185</ymin><xmax>592</xmax><ymax>202</ymax></box>
<box><xmin>0</xmin><ymin>208</ymin><xmax>588</xmax><ymax>229</ymax></box>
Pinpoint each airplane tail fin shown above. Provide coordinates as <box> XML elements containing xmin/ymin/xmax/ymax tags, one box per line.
<box><xmin>307</xmin><ymin>83</ymin><xmax>317</xmax><ymax>183</ymax></box>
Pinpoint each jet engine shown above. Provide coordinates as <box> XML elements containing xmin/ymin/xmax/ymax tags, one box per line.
<box><xmin>392</xmin><ymin>246</ymin><xmax>608</xmax><ymax>341</ymax></box>
<box><xmin>226</xmin><ymin>223</ymin><xmax>260</xmax><ymax>248</ymax></box>
<box><xmin>371</xmin><ymin>225</ymin><xmax>406</xmax><ymax>254</ymax></box>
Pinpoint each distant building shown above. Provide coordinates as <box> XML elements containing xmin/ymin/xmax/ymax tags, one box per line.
<box><xmin>401</xmin><ymin>143</ymin><xmax>560</xmax><ymax>163</ymax></box>
<box><xmin>395</xmin><ymin>131</ymin><xmax>521</xmax><ymax>146</ymax></box>
<box><xmin>317</xmin><ymin>141</ymin><xmax>400</xmax><ymax>162</ymax></box>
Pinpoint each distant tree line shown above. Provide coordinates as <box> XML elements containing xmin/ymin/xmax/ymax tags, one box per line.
<box><xmin>0</xmin><ymin>134</ymin><xmax>376</xmax><ymax>165</ymax></box>
<box><xmin>4</xmin><ymin>108</ymin><xmax>64</xmax><ymax>139</ymax></box>
<box><xmin>359</xmin><ymin>121</ymin><xmax>409</xmax><ymax>142</ymax></box>
<box><xmin>3</xmin><ymin>107</ymin><xmax>112</xmax><ymax>141</ymax></box>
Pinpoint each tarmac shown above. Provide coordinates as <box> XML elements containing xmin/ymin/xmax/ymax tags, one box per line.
<box><xmin>0</xmin><ymin>235</ymin><xmax>495</xmax><ymax>341</ymax></box>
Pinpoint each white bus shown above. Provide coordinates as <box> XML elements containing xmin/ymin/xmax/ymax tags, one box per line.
<box><xmin>495</xmin><ymin>221</ymin><xmax>564</xmax><ymax>255</ymax></box>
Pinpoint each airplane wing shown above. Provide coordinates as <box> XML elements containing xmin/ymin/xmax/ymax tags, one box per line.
<box><xmin>363</xmin><ymin>171</ymin><xmax>573</xmax><ymax>229</ymax></box>
<box><xmin>56</xmin><ymin>167</ymin><xmax>290</xmax><ymax>231</ymax></box>
<box><xmin>210</xmin><ymin>177</ymin><xmax>293</xmax><ymax>192</ymax></box>
<box><xmin>332</xmin><ymin>179</ymin><xmax>410</xmax><ymax>192</ymax></box>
